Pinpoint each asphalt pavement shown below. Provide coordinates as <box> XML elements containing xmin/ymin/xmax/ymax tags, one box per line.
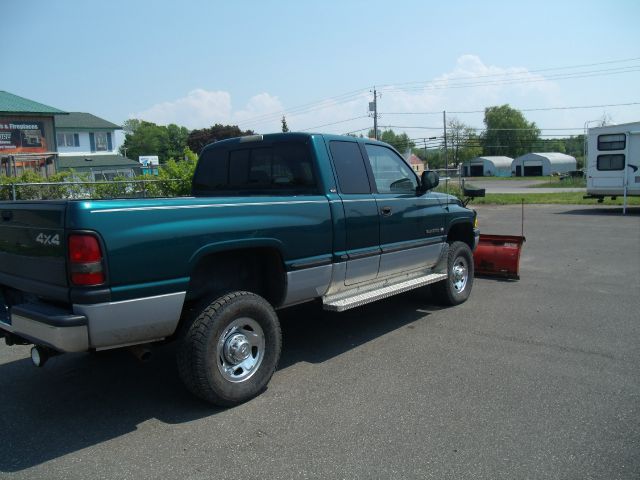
<box><xmin>0</xmin><ymin>204</ymin><xmax>638</xmax><ymax>479</ymax></box>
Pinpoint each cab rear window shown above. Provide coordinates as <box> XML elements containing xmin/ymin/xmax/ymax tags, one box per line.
<box><xmin>193</xmin><ymin>142</ymin><xmax>318</xmax><ymax>195</ymax></box>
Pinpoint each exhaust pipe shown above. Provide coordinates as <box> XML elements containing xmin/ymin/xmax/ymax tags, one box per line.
<box><xmin>31</xmin><ymin>345</ymin><xmax>59</xmax><ymax>367</ymax></box>
<box><xmin>129</xmin><ymin>344</ymin><xmax>152</xmax><ymax>362</ymax></box>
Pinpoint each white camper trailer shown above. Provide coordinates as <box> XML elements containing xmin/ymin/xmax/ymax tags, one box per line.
<box><xmin>586</xmin><ymin>121</ymin><xmax>640</xmax><ymax>202</ymax></box>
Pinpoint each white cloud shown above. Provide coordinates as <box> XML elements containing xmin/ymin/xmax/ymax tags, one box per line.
<box><xmin>131</xmin><ymin>89</ymin><xmax>283</xmax><ymax>130</ymax></box>
<box><xmin>282</xmin><ymin>55</ymin><xmax>562</xmax><ymax>136</ymax></box>
<box><xmin>130</xmin><ymin>56</ymin><xmax>565</xmax><ymax>136</ymax></box>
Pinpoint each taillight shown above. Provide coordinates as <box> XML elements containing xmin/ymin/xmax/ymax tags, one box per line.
<box><xmin>68</xmin><ymin>234</ymin><xmax>105</xmax><ymax>286</ymax></box>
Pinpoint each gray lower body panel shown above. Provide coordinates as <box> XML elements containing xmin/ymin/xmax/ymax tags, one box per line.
<box><xmin>1</xmin><ymin>291</ymin><xmax>187</xmax><ymax>352</ymax></box>
<box><xmin>74</xmin><ymin>291</ymin><xmax>186</xmax><ymax>349</ymax></box>
<box><xmin>283</xmin><ymin>265</ymin><xmax>332</xmax><ymax>307</ymax></box>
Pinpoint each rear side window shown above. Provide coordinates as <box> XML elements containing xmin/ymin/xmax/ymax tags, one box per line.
<box><xmin>194</xmin><ymin>142</ymin><xmax>317</xmax><ymax>195</ymax></box>
<box><xmin>598</xmin><ymin>134</ymin><xmax>626</xmax><ymax>151</ymax></box>
<box><xmin>329</xmin><ymin>141</ymin><xmax>371</xmax><ymax>194</ymax></box>
<box><xmin>597</xmin><ymin>154</ymin><xmax>625</xmax><ymax>171</ymax></box>
<box><xmin>193</xmin><ymin>147</ymin><xmax>228</xmax><ymax>190</ymax></box>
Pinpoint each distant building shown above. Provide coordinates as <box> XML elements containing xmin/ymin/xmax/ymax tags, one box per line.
<box><xmin>463</xmin><ymin>156</ymin><xmax>513</xmax><ymax>177</ymax></box>
<box><xmin>512</xmin><ymin>152</ymin><xmax>577</xmax><ymax>176</ymax></box>
<box><xmin>0</xmin><ymin>90</ymin><xmax>66</xmax><ymax>177</ymax></box>
<box><xmin>0</xmin><ymin>92</ymin><xmax>140</xmax><ymax>180</ymax></box>
<box><xmin>407</xmin><ymin>154</ymin><xmax>425</xmax><ymax>174</ymax></box>
<box><xmin>55</xmin><ymin>112</ymin><xmax>140</xmax><ymax>180</ymax></box>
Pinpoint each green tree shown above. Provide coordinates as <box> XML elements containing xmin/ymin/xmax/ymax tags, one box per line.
<box><xmin>187</xmin><ymin>124</ymin><xmax>255</xmax><ymax>154</ymax></box>
<box><xmin>281</xmin><ymin>116</ymin><xmax>289</xmax><ymax>133</ymax></box>
<box><xmin>481</xmin><ymin>105</ymin><xmax>540</xmax><ymax>158</ymax></box>
<box><xmin>446</xmin><ymin>118</ymin><xmax>482</xmax><ymax>165</ymax></box>
<box><xmin>164</xmin><ymin>124</ymin><xmax>190</xmax><ymax>161</ymax></box>
<box><xmin>367</xmin><ymin>129</ymin><xmax>415</xmax><ymax>153</ymax></box>
<box><xmin>120</xmin><ymin>119</ymin><xmax>189</xmax><ymax>163</ymax></box>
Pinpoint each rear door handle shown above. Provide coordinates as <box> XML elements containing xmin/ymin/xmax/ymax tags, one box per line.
<box><xmin>381</xmin><ymin>206</ymin><xmax>392</xmax><ymax>216</ymax></box>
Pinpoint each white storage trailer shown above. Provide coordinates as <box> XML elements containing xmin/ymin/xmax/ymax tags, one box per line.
<box><xmin>586</xmin><ymin>121</ymin><xmax>640</xmax><ymax>203</ymax></box>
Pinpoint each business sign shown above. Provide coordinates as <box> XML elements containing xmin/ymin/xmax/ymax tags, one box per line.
<box><xmin>0</xmin><ymin>120</ymin><xmax>49</xmax><ymax>153</ymax></box>
<box><xmin>139</xmin><ymin>155</ymin><xmax>159</xmax><ymax>166</ymax></box>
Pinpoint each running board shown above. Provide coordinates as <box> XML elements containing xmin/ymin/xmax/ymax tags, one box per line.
<box><xmin>322</xmin><ymin>273</ymin><xmax>447</xmax><ymax>312</ymax></box>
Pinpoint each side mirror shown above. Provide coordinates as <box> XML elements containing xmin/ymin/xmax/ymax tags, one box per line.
<box><xmin>419</xmin><ymin>170</ymin><xmax>439</xmax><ymax>193</ymax></box>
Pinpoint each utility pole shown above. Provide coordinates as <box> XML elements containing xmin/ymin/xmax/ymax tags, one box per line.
<box><xmin>443</xmin><ymin>110</ymin><xmax>448</xmax><ymax>173</ymax></box>
<box><xmin>369</xmin><ymin>88</ymin><xmax>379</xmax><ymax>140</ymax></box>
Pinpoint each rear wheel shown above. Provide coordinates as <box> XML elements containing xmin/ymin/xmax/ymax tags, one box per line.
<box><xmin>432</xmin><ymin>241</ymin><xmax>474</xmax><ymax>306</ymax></box>
<box><xmin>177</xmin><ymin>291</ymin><xmax>282</xmax><ymax>407</ymax></box>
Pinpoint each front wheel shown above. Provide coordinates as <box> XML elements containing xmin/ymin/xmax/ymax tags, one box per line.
<box><xmin>432</xmin><ymin>241</ymin><xmax>474</xmax><ymax>306</ymax></box>
<box><xmin>177</xmin><ymin>291</ymin><xmax>282</xmax><ymax>407</ymax></box>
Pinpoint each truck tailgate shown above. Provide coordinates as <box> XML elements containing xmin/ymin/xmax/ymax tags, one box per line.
<box><xmin>0</xmin><ymin>202</ymin><xmax>68</xmax><ymax>301</ymax></box>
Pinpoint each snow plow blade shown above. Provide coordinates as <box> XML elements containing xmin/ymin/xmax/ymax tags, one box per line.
<box><xmin>473</xmin><ymin>234</ymin><xmax>525</xmax><ymax>280</ymax></box>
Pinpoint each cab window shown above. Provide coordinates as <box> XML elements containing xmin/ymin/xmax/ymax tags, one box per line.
<box><xmin>364</xmin><ymin>144</ymin><xmax>418</xmax><ymax>194</ymax></box>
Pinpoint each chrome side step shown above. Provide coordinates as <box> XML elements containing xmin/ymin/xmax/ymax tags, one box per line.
<box><xmin>322</xmin><ymin>273</ymin><xmax>447</xmax><ymax>312</ymax></box>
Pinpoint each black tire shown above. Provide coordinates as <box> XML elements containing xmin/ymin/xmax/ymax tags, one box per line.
<box><xmin>177</xmin><ymin>291</ymin><xmax>282</xmax><ymax>407</ymax></box>
<box><xmin>432</xmin><ymin>241</ymin><xmax>474</xmax><ymax>306</ymax></box>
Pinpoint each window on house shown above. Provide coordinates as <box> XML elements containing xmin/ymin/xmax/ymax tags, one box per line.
<box><xmin>598</xmin><ymin>134</ymin><xmax>626</xmax><ymax>151</ymax></box>
<box><xmin>95</xmin><ymin>132</ymin><xmax>108</xmax><ymax>151</ymax></box>
<box><xmin>57</xmin><ymin>132</ymin><xmax>79</xmax><ymax>147</ymax></box>
<box><xmin>597</xmin><ymin>154</ymin><xmax>625</xmax><ymax>171</ymax></box>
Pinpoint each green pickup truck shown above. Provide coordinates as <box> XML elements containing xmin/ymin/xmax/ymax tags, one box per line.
<box><xmin>0</xmin><ymin>133</ymin><xmax>479</xmax><ymax>406</ymax></box>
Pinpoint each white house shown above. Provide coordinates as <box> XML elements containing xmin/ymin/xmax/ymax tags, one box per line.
<box><xmin>54</xmin><ymin>112</ymin><xmax>140</xmax><ymax>180</ymax></box>
<box><xmin>463</xmin><ymin>156</ymin><xmax>513</xmax><ymax>177</ymax></box>
<box><xmin>512</xmin><ymin>152</ymin><xmax>576</xmax><ymax>176</ymax></box>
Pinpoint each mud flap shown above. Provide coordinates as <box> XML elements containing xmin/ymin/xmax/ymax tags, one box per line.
<box><xmin>433</xmin><ymin>243</ymin><xmax>449</xmax><ymax>275</ymax></box>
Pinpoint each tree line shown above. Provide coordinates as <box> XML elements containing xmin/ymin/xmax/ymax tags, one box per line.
<box><xmin>367</xmin><ymin>105</ymin><xmax>586</xmax><ymax>169</ymax></box>
<box><xmin>119</xmin><ymin>105</ymin><xmax>587</xmax><ymax>170</ymax></box>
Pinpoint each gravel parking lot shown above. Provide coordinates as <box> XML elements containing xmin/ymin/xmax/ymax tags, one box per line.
<box><xmin>1</xmin><ymin>204</ymin><xmax>638</xmax><ymax>480</ymax></box>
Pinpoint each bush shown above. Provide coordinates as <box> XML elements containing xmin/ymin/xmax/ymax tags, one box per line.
<box><xmin>1</xmin><ymin>171</ymin><xmax>45</xmax><ymax>200</ymax></box>
<box><xmin>0</xmin><ymin>149</ymin><xmax>198</xmax><ymax>200</ymax></box>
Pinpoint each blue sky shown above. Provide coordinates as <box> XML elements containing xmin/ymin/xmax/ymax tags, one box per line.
<box><xmin>4</xmin><ymin>0</ymin><xmax>640</xmax><ymax>142</ymax></box>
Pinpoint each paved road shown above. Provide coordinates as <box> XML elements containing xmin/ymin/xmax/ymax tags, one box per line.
<box><xmin>1</xmin><ymin>205</ymin><xmax>639</xmax><ymax>479</ymax></box>
<box><xmin>462</xmin><ymin>179</ymin><xmax>585</xmax><ymax>194</ymax></box>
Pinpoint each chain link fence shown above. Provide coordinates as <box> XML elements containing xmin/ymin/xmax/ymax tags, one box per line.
<box><xmin>0</xmin><ymin>179</ymin><xmax>190</xmax><ymax>201</ymax></box>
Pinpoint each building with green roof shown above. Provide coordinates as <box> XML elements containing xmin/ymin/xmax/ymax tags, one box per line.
<box><xmin>0</xmin><ymin>91</ymin><xmax>66</xmax><ymax>177</ymax></box>
<box><xmin>55</xmin><ymin>111</ymin><xmax>141</xmax><ymax>180</ymax></box>
<box><xmin>0</xmin><ymin>91</ymin><xmax>139</xmax><ymax>179</ymax></box>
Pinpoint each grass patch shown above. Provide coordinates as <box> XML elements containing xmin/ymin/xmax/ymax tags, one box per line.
<box><xmin>463</xmin><ymin>176</ymin><xmax>550</xmax><ymax>181</ymax></box>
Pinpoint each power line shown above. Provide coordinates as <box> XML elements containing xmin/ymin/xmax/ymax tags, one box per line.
<box><xmin>378</xmin><ymin>125</ymin><xmax>586</xmax><ymax>131</ymax></box>
<box><xmin>237</xmin><ymin>57</ymin><xmax>640</xmax><ymax>130</ymax></box>
<box><xmin>380</xmin><ymin>101</ymin><xmax>640</xmax><ymax>115</ymax></box>
<box><xmin>298</xmin><ymin>115</ymin><xmax>369</xmax><ymax>132</ymax></box>
<box><xmin>378</xmin><ymin>65</ymin><xmax>640</xmax><ymax>93</ymax></box>
<box><xmin>375</xmin><ymin>56</ymin><xmax>640</xmax><ymax>90</ymax></box>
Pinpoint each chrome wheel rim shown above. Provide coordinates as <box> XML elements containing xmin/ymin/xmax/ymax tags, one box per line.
<box><xmin>216</xmin><ymin>317</ymin><xmax>265</xmax><ymax>383</ymax></box>
<box><xmin>451</xmin><ymin>257</ymin><xmax>468</xmax><ymax>293</ymax></box>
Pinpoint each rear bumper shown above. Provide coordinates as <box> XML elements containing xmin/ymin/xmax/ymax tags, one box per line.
<box><xmin>0</xmin><ymin>291</ymin><xmax>186</xmax><ymax>353</ymax></box>
<box><xmin>0</xmin><ymin>304</ymin><xmax>89</xmax><ymax>352</ymax></box>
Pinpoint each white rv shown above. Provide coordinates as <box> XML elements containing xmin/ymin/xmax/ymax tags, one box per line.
<box><xmin>586</xmin><ymin>121</ymin><xmax>640</xmax><ymax>201</ymax></box>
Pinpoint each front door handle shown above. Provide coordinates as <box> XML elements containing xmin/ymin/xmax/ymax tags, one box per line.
<box><xmin>381</xmin><ymin>206</ymin><xmax>392</xmax><ymax>216</ymax></box>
